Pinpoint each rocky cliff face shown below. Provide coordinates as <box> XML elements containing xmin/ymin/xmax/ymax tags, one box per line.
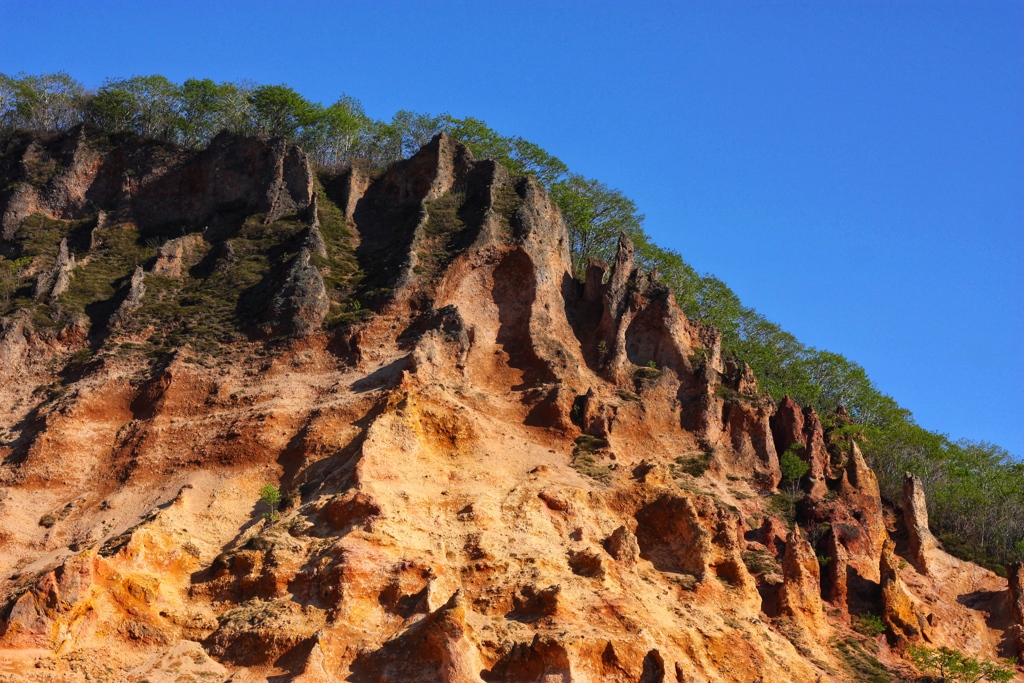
<box><xmin>0</xmin><ymin>128</ymin><xmax>1020</xmax><ymax>682</ymax></box>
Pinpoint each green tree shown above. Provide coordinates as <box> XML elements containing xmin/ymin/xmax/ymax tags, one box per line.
<box><xmin>0</xmin><ymin>73</ymin><xmax>18</xmax><ymax>130</ymax></box>
<box><xmin>909</xmin><ymin>644</ymin><xmax>1015</xmax><ymax>683</ymax></box>
<box><xmin>302</xmin><ymin>95</ymin><xmax>370</xmax><ymax>167</ymax></box>
<box><xmin>437</xmin><ymin>115</ymin><xmax>568</xmax><ymax>185</ymax></box>
<box><xmin>87</xmin><ymin>75</ymin><xmax>183</xmax><ymax>142</ymax></box>
<box><xmin>390</xmin><ymin>109</ymin><xmax>445</xmax><ymax>158</ymax></box>
<box><xmin>178</xmin><ymin>78</ymin><xmax>248</xmax><ymax>148</ymax></box>
<box><xmin>780</xmin><ymin>445</ymin><xmax>809</xmax><ymax>495</ymax></box>
<box><xmin>5</xmin><ymin>72</ymin><xmax>84</xmax><ymax>132</ymax></box>
<box><xmin>249</xmin><ymin>84</ymin><xmax>316</xmax><ymax>139</ymax></box>
<box><xmin>549</xmin><ymin>174</ymin><xmax>647</xmax><ymax>278</ymax></box>
<box><xmin>259</xmin><ymin>483</ymin><xmax>282</xmax><ymax>521</ymax></box>
<box><xmin>508</xmin><ymin>137</ymin><xmax>568</xmax><ymax>186</ymax></box>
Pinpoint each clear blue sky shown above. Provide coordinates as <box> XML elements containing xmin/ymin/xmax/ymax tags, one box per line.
<box><xmin>2</xmin><ymin>1</ymin><xmax>1022</xmax><ymax>454</ymax></box>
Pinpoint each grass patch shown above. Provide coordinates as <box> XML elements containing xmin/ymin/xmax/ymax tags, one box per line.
<box><xmin>310</xmin><ymin>183</ymin><xmax>368</xmax><ymax>327</ymax></box>
<box><xmin>764</xmin><ymin>492</ymin><xmax>800</xmax><ymax>527</ymax></box>
<box><xmin>833</xmin><ymin>636</ymin><xmax>892</xmax><ymax>683</ymax></box>
<box><xmin>714</xmin><ymin>384</ymin><xmax>757</xmax><ymax>402</ymax></box>
<box><xmin>58</xmin><ymin>224</ymin><xmax>154</xmax><ymax>322</ymax></box>
<box><xmin>413</xmin><ymin>191</ymin><xmax>476</xmax><ymax>285</ymax></box>
<box><xmin>671</xmin><ymin>451</ymin><xmax>711</xmax><ymax>478</ymax></box>
<box><xmin>573</xmin><ymin>434</ymin><xmax>608</xmax><ymax>454</ymax></box>
<box><xmin>633</xmin><ymin>366</ymin><xmax>662</xmax><ymax>381</ymax></box>
<box><xmin>742</xmin><ymin>549</ymin><xmax>780</xmax><ymax>575</ymax></box>
<box><xmin>571</xmin><ymin>435</ymin><xmax>611</xmax><ymax>484</ymax></box>
<box><xmin>851</xmin><ymin>612</ymin><xmax>886</xmax><ymax>637</ymax></box>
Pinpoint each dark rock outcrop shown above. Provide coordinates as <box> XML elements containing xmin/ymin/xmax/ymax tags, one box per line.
<box><xmin>1007</xmin><ymin>562</ymin><xmax>1024</xmax><ymax>664</ymax></box>
<box><xmin>1</xmin><ymin>127</ymin><xmax>313</xmax><ymax>245</ymax></box>
<box><xmin>111</xmin><ymin>266</ymin><xmax>146</xmax><ymax>327</ymax></box>
<box><xmin>269</xmin><ymin>249</ymin><xmax>329</xmax><ymax>336</ymax></box>
<box><xmin>303</xmin><ymin>191</ymin><xmax>328</xmax><ymax>257</ymax></box>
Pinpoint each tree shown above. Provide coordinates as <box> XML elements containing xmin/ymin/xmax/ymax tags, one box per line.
<box><xmin>391</xmin><ymin>109</ymin><xmax>445</xmax><ymax>158</ymax></box>
<box><xmin>909</xmin><ymin>644</ymin><xmax>1015</xmax><ymax>683</ymax></box>
<box><xmin>178</xmin><ymin>78</ymin><xmax>249</xmax><ymax>148</ymax></box>
<box><xmin>302</xmin><ymin>96</ymin><xmax>370</xmax><ymax>167</ymax></box>
<box><xmin>5</xmin><ymin>72</ymin><xmax>84</xmax><ymax>132</ymax></box>
<box><xmin>86</xmin><ymin>75</ymin><xmax>183</xmax><ymax>142</ymax></box>
<box><xmin>249</xmin><ymin>84</ymin><xmax>316</xmax><ymax>139</ymax></box>
<box><xmin>549</xmin><ymin>174</ymin><xmax>646</xmax><ymax>278</ymax></box>
<box><xmin>780</xmin><ymin>445</ymin><xmax>809</xmax><ymax>495</ymax></box>
<box><xmin>437</xmin><ymin>115</ymin><xmax>567</xmax><ymax>186</ymax></box>
<box><xmin>259</xmin><ymin>483</ymin><xmax>282</xmax><ymax>521</ymax></box>
<box><xmin>0</xmin><ymin>73</ymin><xmax>18</xmax><ymax>131</ymax></box>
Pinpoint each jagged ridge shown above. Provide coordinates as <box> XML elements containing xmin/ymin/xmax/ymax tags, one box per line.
<box><xmin>0</xmin><ymin>130</ymin><xmax>1020</xmax><ymax>682</ymax></box>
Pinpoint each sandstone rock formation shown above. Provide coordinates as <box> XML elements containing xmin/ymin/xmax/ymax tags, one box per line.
<box><xmin>33</xmin><ymin>237</ymin><xmax>75</xmax><ymax>303</ymax></box>
<box><xmin>880</xmin><ymin>539</ymin><xmax>927</xmax><ymax>650</ymax></box>
<box><xmin>821</xmin><ymin>528</ymin><xmax>849</xmax><ymax>614</ymax></box>
<box><xmin>152</xmin><ymin>234</ymin><xmax>203</xmax><ymax>277</ymax></box>
<box><xmin>902</xmin><ymin>472</ymin><xmax>938</xmax><ymax>575</ymax></box>
<box><xmin>778</xmin><ymin>529</ymin><xmax>827</xmax><ymax>636</ymax></box>
<box><xmin>0</xmin><ymin>128</ymin><xmax>1019</xmax><ymax>682</ymax></box>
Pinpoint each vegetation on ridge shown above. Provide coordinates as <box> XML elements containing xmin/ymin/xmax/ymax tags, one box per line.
<box><xmin>1</xmin><ymin>71</ymin><xmax>1023</xmax><ymax>569</ymax></box>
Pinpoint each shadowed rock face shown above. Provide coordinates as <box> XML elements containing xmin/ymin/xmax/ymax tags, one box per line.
<box><xmin>1009</xmin><ymin>562</ymin><xmax>1024</xmax><ymax>664</ymax></box>
<box><xmin>0</xmin><ymin>130</ymin><xmax>1017</xmax><ymax>682</ymax></box>
<box><xmin>1</xmin><ymin>127</ymin><xmax>312</xmax><ymax>244</ymax></box>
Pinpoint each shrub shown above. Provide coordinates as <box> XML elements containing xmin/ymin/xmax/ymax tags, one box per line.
<box><xmin>673</xmin><ymin>452</ymin><xmax>711</xmax><ymax>478</ymax></box>
<box><xmin>742</xmin><ymin>549</ymin><xmax>780</xmax><ymax>575</ymax></box>
<box><xmin>851</xmin><ymin>613</ymin><xmax>886</xmax><ymax>637</ymax></box>
<box><xmin>633</xmin><ymin>366</ymin><xmax>662</xmax><ymax>381</ymax></box>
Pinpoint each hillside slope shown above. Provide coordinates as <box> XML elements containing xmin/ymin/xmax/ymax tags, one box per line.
<box><xmin>0</xmin><ymin>128</ymin><xmax>1021</xmax><ymax>682</ymax></box>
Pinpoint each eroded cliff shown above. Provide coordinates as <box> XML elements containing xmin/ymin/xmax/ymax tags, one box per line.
<box><xmin>0</xmin><ymin>127</ymin><xmax>1020</xmax><ymax>682</ymax></box>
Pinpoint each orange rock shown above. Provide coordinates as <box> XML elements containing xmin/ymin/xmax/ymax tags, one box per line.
<box><xmin>778</xmin><ymin>529</ymin><xmax>827</xmax><ymax>636</ymax></box>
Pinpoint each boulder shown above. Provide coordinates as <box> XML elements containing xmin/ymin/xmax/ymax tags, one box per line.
<box><xmin>152</xmin><ymin>234</ymin><xmax>203</xmax><ymax>277</ymax></box>
<box><xmin>605</xmin><ymin>525</ymin><xmax>641</xmax><ymax>564</ymax></box>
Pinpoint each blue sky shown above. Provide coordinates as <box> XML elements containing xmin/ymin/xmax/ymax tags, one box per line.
<box><xmin>2</xmin><ymin>1</ymin><xmax>1022</xmax><ymax>453</ymax></box>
